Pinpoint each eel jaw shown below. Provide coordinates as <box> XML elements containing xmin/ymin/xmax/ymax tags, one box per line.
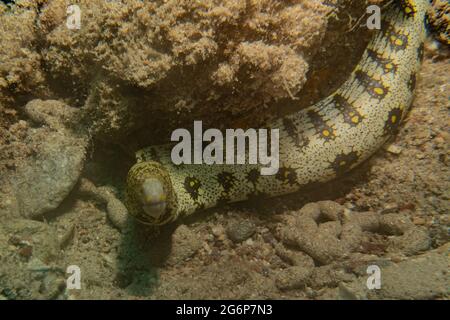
<box><xmin>140</xmin><ymin>178</ymin><xmax>167</xmax><ymax>220</ymax></box>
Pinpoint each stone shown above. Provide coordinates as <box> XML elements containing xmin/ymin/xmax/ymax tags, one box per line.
<box><xmin>226</xmin><ymin>220</ymin><xmax>256</xmax><ymax>243</ymax></box>
<box><xmin>340</xmin><ymin>244</ymin><xmax>449</xmax><ymax>300</ymax></box>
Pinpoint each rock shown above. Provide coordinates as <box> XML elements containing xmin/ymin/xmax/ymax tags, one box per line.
<box><xmin>211</xmin><ymin>225</ymin><xmax>226</xmax><ymax>241</ymax></box>
<box><xmin>226</xmin><ymin>220</ymin><xmax>256</xmax><ymax>243</ymax></box>
<box><xmin>385</xmin><ymin>144</ymin><xmax>403</xmax><ymax>155</ymax></box>
<box><xmin>339</xmin><ymin>244</ymin><xmax>450</xmax><ymax>300</ymax></box>
<box><xmin>13</xmin><ymin>128</ymin><xmax>87</xmax><ymax>218</ymax></box>
<box><xmin>165</xmin><ymin>224</ymin><xmax>202</xmax><ymax>266</ymax></box>
<box><xmin>338</xmin><ymin>282</ymin><xmax>368</xmax><ymax>300</ymax></box>
<box><xmin>9</xmin><ymin>100</ymin><xmax>89</xmax><ymax>219</ymax></box>
<box><xmin>373</xmin><ymin>248</ymin><xmax>449</xmax><ymax>299</ymax></box>
<box><xmin>24</xmin><ymin>100</ymin><xmax>79</xmax><ymax>131</ymax></box>
<box><xmin>345</xmin><ymin>254</ymin><xmax>394</xmax><ymax>277</ymax></box>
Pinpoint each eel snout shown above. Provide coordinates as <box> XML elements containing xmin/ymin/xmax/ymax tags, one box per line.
<box><xmin>140</xmin><ymin>177</ymin><xmax>167</xmax><ymax>220</ymax></box>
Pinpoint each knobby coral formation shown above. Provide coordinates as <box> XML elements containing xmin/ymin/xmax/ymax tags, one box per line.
<box><xmin>1</xmin><ymin>0</ymin><xmax>339</xmax><ymax>147</ymax></box>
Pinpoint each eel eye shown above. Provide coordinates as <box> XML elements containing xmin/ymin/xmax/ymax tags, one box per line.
<box><xmin>140</xmin><ymin>178</ymin><xmax>167</xmax><ymax>220</ymax></box>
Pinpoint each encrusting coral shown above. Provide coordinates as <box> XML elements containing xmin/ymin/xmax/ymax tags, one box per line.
<box><xmin>1</xmin><ymin>0</ymin><xmax>341</xmax><ymax>146</ymax></box>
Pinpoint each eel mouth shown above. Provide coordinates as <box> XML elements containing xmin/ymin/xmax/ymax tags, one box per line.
<box><xmin>140</xmin><ymin>177</ymin><xmax>167</xmax><ymax>220</ymax></box>
<box><xmin>142</xmin><ymin>202</ymin><xmax>167</xmax><ymax>219</ymax></box>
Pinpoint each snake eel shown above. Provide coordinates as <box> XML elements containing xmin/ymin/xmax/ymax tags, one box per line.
<box><xmin>125</xmin><ymin>0</ymin><xmax>429</xmax><ymax>226</ymax></box>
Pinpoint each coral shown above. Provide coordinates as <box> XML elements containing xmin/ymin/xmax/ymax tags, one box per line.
<box><xmin>1</xmin><ymin>0</ymin><xmax>339</xmax><ymax>143</ymax></box>
<box><xmin>0</xmin><ymin>0</ymin><xmax>48</xmax><ymax>106</ymax></box>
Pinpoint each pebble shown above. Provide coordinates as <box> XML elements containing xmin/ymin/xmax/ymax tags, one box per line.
<box><xmin>211</xmin><ymin>225</ymin><xmax>226</xmax><ymax>241</ymax></box>
<box><xmin>244</xmin><ymin>238</ymin><xmax>254</xmax><ymax>246</ymax></box>
<box><xmin>385</xmin><ymin>144</ymin><xmax>403</xmax><ymax>155</ymax></box>
<box><xmin>202</xmin><ymin>242</ymin><xmax>212</xmax><ymax>255</ymax></box>
<box><xmin>226</xmin><ymin>220</ymin><xmax>256</xmax><ymax>243</ymax></box>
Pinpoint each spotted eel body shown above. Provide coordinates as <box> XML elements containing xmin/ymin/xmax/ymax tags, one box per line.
<box><xmin>125</xmin><ymin>0</ymin><xmax>429</xmax><ymax>226</ymax></box>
